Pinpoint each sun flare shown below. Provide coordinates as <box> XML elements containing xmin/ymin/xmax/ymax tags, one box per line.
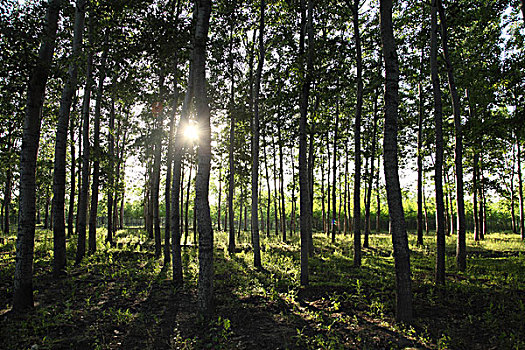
<box><xmin>184</xmin><ymin>123</ymin><xmax>199</xmax><ymax>142</ymax></box>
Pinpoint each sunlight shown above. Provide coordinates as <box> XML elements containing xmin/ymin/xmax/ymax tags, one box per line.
<box><xmin>184</xmin><ymin>122</ymin><xmax>199</xmax><ymax>142</ymax></box>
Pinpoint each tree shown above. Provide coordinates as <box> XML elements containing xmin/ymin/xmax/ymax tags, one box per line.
<box><xmin>379</xmin><ymin>0</ymin><xmax>413</xmax><ymax>323</ymax></box>
<box><xmin>52</xmin><ymin>0</ymin><xmax>86</xmax><ymax>276</ymax></box>
<box><xmin>193</xmin><ymin>0</ymin><xmax>213</xmax><ymax>319</ymax></box>
<box><xmin>75</xmin><ymin>16</ymin><xmax>94</xmax><ymax>264</ymax></box>
<box><xmin>298</xmin><ymin>0</ymin><xmax>314</xmax><ymax>286</ymax></box>
<box><xmin>88</xmin><ymin>43</ymin><xmax>108</xmax><ymax>255</ymax></box>
<box><xmin>351</xmin><ymin>0</ymin><xmax>363</xmax><ymax>267</ymax></box>
<box><xmin>436</xmin><ymin>0</ymin><xmax>466</xmax><ymax>271</ymax></box>
<box><xmin>251</xmin><ymin>0</ymin><xmax>265</xmax><ymax>269</ymax></box>
<box><xmin>13</xmin><ymin>0</ymin><xmax>62</xmax><ymax>313</ymax></box>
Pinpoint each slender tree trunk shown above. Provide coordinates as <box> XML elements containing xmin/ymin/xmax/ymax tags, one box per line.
<box><xmin>298</xmin><ymin>0</ymin><xmax>313</xmax><ymax>286</ymax></box>
<box><xmin>185</xmin><ymin>163</ymin><xmax>192</xmax><ymax>243</ymax></box>
<box><xmin>416</xmin><ymin>46</ymin><xmax>425</xmax><ymax>246</ymax></box>
<box><xmin>88</xmin><ymin>46</ymin><xmax>108</xmax><ymax>255</ymax></box>
<box><xmin>326</xmin><ymin>132</ymin><xmax>331</xmax><ymax>236</ymax></box>
<box><xmin>76</xmin><ymin>19</ymin><xmax>93</xmax><ymax>264</ymax></box>
<box><xmin>67</xmin><ymin>108</ymin><xmax>76</xmax><ymax>238</ymax></box>
<box><xmin>13</xmin><ymin>0</ymin><xmax>62</xmax><ymax>313</ymax></box>
<box><xmin>376</xmin><ymin>155</ymin><xmax>381</xmax><ymax>233</ymax></box>
<box><xmin>52</xmin><ymin>0</ymin><xmax>85</xmax><ymax>276</ymax></box>
<box><xmin>436</xmin><ymin>0</ymin><xmax>466</xmax><ymax>271</ymax></box>
<box><xmin>510</xmin><ymin>142</ymin><xmax>517</xmax><ymax>234</ymax></box>
<box><xmin>191</xmin><ymin>0</ymin><xmax>213</xmax><ymax>320</ymax></box>
<box><xmin>331</xmin><ymin>102</ymin><xmax>338</xmax><ymax>243</ymax></box>
<box><xmin>365</xmin><ymin>89</ymin><xmax>379</xmax><ymax>248</ymax></box>
<box><xmin>431</xmin><ymin>0</ymin><xmax>446</xmax><ymax>285</ymax></box>
<box><xmin>321</xmin><ymin>154</ymin><xmax>326</xmax><ymax>233</ymax></box>
<box><xmin>171</xmin><ymin>51</ymin><xmax>195</xmax><ymax>286</ymax></box>
<box><xmin>44</xmin><ymin>187</ymin><xmax>50</xmax><ymax>229</ymax></box>
<box><xmin>278</xmin><ymin>120</ymin><xmax>287</xmax><ymax>241</ymax></box>
<box><xmin>217</xmin><ymin>167</ymin><xmax>222</xmax><ymax>231</ymax></box>
<box><xmin>473</xmin><ymin>151</ymin><xmax>480</xmax><ymax>241</ymax></box>
<box><xmin>307</xmin><ymin>130</ymin><xmax>315</xmax><ymax>254</ymax></box>
<box><xmin>344</xmin><ymin>143</ymin><xmax>349</xmax><ymax>234</ymax></box>
<box><xmin>107</xmin><ymin>98</ymin><xmax>115</xmax><ymax>246</ymax></box>
<box><xmin>380</xmin><ymin>0</ymin><xmax>413</xmax><ymax>323</ymax></box>
<box><xmin>290</xmin><ymin>147</ymin><xmax>297</xmax><ymax>235</ymax></box>
<box><xmin>75</xmin><ymin>112</ymin><xmax>82</xmax><ymax>233</ymax></box>
<box><xmin>251</xmin><ymin>0</ymin><xmax>264</xmax><ymax>267</ymax></box>
<box><xmin>263</xmin><ymin>142</ymin><xmax>271</xmax><ymax>237</ymax></box>
<box><xmin>3</xmin><ymin>168</ymin><xmax>12</xmax><ymax>235</ymax></box>
<box><xmin>227</xmin><ymin>20</ymin><xmax>236</xmax><ymax>254</ymax></box>
<box><xmin>152</xmin><ymin>72</ymin><xmax>165</xmax><ymax>259</ymax></box>
<box><xmin>478</xmin><ymin>156</ymin><xmax>485</xmax><ymax>240</ymax></box>
<box><xmin>272</xmin><ymin>135</ymin><xmax>279</xmax><ymax>237</ymax></box>
<box><xmin>518</xmin><ymin>138</ymin><xmax>524</xmax><ymax>240</ymax></box>
<box><xmin>352</xmin><ymin>0</ymin><xmax>363</xmax><ymax>267</ymax></box>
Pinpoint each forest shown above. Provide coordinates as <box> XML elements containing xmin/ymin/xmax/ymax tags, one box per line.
<box><xmin>0</xmin><ymin>0</ymin><xmax>524</xmax><ymax>348</ymax></box>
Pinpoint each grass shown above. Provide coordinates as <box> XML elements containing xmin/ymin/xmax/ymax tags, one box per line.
<box><xmin>0</xmin><ymin>227</ymin><xmax>524</xmax><ymax>349</ymax></box>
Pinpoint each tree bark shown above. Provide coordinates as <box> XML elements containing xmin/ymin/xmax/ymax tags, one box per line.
<box><xmin>416</xmin><ymin>46</ymin><xmax>425</xmax><ymax>247</ymax></box>
<box><xmin>431</xmin><ymin>0</ymin><xmax>446</xmax><ymax>286</ymax></box>
<box><xmin>227</xmin><ymin>21</ymin><xmax>236</xmax><ymax>254</ymax></box>
<box><xmin>76</xmin><ymin>18</ymin><xmax>94</xmax><ymax>264</ymax></box>
<box><xmin>331</xmin><ymin>102</ymin><xmax>338</xmax><ymax>243</ymax></box>
<box><xmin>364</xmin><ymin>88</ymin><xmax>379</xmax><ymax>248</ymax></box>
<box><xmin>380</xmin><ymin>0</ymin><xmax>413</xmax><ymax>323</ymax></box>
<box><xmin>152</xmin><ymin>72</ymin><xmax>165</xmax><ymax>258</ymax></box>
<box><xmin>376</xmin><ymin>154</ymin><xmax>381</xmax><ymax>233</ymax></box>
<box><xmin>437</xmin><ymin>0</ymin><xmax>466</xmax><ymax>271</ymax></box>
<box><xmin>250</xmin><ymin>0</ymin><xmax>264</xmax><ymax>268</ymax></box>
<box><xmin>518</xmin><ymin>138</ymin><xmax>524</xmax><ymax>240</ymax></box>
<box><xmin>352</xmin><ymin>0</ymin><xmax>363</xmax><ymax>267</ymax></box>
<box><xmin>13</xmin><ymin>0</ymin><xmax>62</xmax><ymax>313</ymax></box>
<box><xmin>107</xmin><ymin>98</ymin><xmax>115</xmax><ymax>246</ymax></box>
<box><xmin>88</xmin><ymin>45</ymin><xmax>108</xmax><ymax>255</ymax></box>
<box><xmin>298</xmin><ymin>0</ymin><xmax>313</xmax><ymax>286</ymax></box>
<box><xmin>189</xmin><ymin>0</ymin><xmax>213</xmax><ymax>319</ymax></box>
<box><xmin>67</xmin><ymin>106</ymin><xmax>76</xmax><ymax>238</ymax></box>
<box><xmin>473</xmin><ymin>151</ymin><xmax>480</xmax><ymax>241</ymax></box>
<box><xmin>171</xmin><ymin>47</ymin><xmax>195</xmax><ymax>286</ymax></box>
<box><xmin>278</xmin><ymin>117</ymin><xmax>287</xmax><ymax>241</ymax></box>
<box><xmin>52</xmin><ymin>0</ymin><xmax>85</xmax><ymax>276</ymax></box>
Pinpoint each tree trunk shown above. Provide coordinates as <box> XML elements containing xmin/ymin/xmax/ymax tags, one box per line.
<box><xmin>510</xmin><ymin>141</ymin><xmax>517</xmax><ymax>234</ymax></box>
<box><xmin>152</xmin><ymin>72</ymin><xmax>165</xmax><ymax>259</ymax></box>
<box><xmin>185</xmin><ymin>163</ymin><xmax>192</xmax><ymax>243</ymax></box>
<box><xmin>380</xmin><ymin>0</ymin><xmax>413</xmax><ymax>323</ymax></box>
<box><xmin>272</xmin><ymin>135</ymin><xmax>279</xmax><ymax>237</ymax></box>
<box><xmin>251</xmin><ymin>0</ymin><xmax>264</xmax><ymax>268</ymax></box>
<box><xmin>431</xmin><ymin>0</ymin><xmax>446</xmax><ymax>286</ymax></box>
<box><xmin>437</xmin><ymin>0</ymin><xmax>466</xmax><ymax>271</ymax></box>
<box><xmin>364</xmin><ymin>88</ymin><xmax>379</xmax><ymax>248</ymax></box>
<box><xmin>52</xmin><ymin>0</ymin><xmax>85</xmax><ymax>276</ymax></box>
<box><xmin>278</xmin><ymin>118</ymin><xmax>287</xmax><ymax>241</ymax></box>
<box><xmin>171</xmin><ymin>50</ymin><xmax>195</xmax><ymax>286</ymax></box>
<box><xmin>518</xmin><ymin>138</ymin><xmax>524</xmax><ymax>240</ymax></box>
<box><xmin>352</xmin><ymin>0</ymin><xmax>363</xmax><ymax>267</ymax></box>
<box><xmin>307</xmin><ymin>129</ymin><xmax>315</xmax><ymax>254</ymax></box>
<box><xmin>263</xmin><ymin>142</ymin><xmax>271</xmax><ymax>237</ymax></box>
<box><xmin>13</xmin><ymin>0</ymin><xmax>62</xmax><ymax>313</ymax></box>
<box><xmin>192</xmin><ymin>0</ymin><xmax>213</xmax><ymax>319</ymax></box>
<box><xmin>107</xmin><ymin>99</ymin><xmax>115</xmax><ymax>246</ymax></box>
<box><xmin>67</xmin><ymin>106</ymin><xmax>76</xmax><ymax>238</ymax></box>
<box><xmin>473</xmin><ymin>151</ymin><xmax>480</xmax><ymax>241</ymax></box>
<box><xmin>321</xmin><ymin>154</ymin><xmax>326</xmax><ymax>233</ymax></box>
<box><xmin>326</xmin><ymin>132</ymin><xmax>331</xmax><ymax>236</ymax></box>
<box><xmin>298</xmin><ymin>0</ymin><xmax>313</xmax><ymax>286</ymax></box>
<box><xmin>88</xmin><ymin>46</ymin><xmax>108</xmax><ymax>255</ymax></box>
<box><xmin>331</xmin><ymin>102</ymin><xmax>338</xmax><ymax>243</ymax></box>
<box><xmin>227</xmin><ymin>22</ymin><xmax>236</xmax><ymax>254</ymax></box>
<box><xmin>376</xmin><ymin>155</ymin><xmax>381</xmax><ymax>233</ymax></box>
<box><xmin>416</xmin><ymin>46</ymin><xmax>424</xmax><ymax>247</ymax></box>
<box><xmin>217</xmin><ymin>167</ymin><xmax>222</xmax><ymax>231</ymax></box>
<box><xmin>75</xmin><ymin>19</ymin><xmax>94</xmax><ymax>264</ymax></box>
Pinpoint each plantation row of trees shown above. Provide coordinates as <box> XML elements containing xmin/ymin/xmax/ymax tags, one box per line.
<box><xmin>1</xmin><ymin>0</ymin><xmax>524</xmax><ymax>322</ymax></box>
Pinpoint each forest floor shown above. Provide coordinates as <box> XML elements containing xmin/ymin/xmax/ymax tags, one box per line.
<box><xmin>1</xmin><ymin>228</ymin><xmax>524</xmax><ymax>349</ymax></box>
